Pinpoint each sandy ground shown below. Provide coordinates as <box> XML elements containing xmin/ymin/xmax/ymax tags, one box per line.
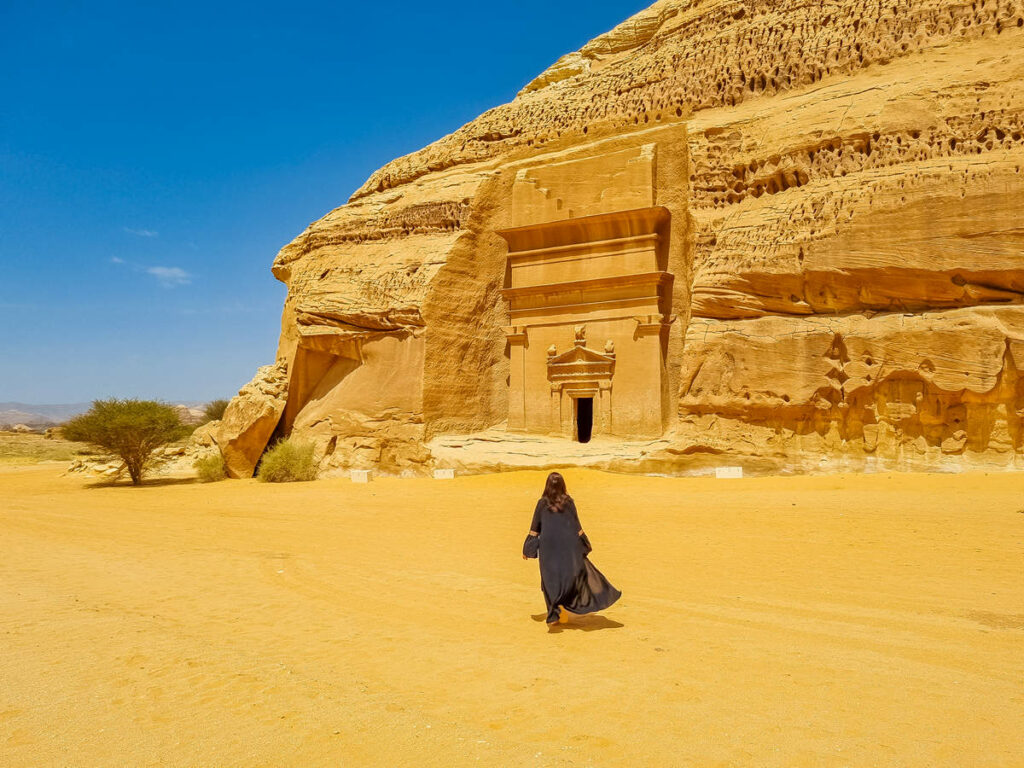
<box><xmin>0</xmin><ymin>433</ymin><xmax>90</xmax><ymax>465</ymax></box>
<box><xmin>1</xmin><ymin>465</ymin><xmax>1022</xmax><ymax>767</ymax></box>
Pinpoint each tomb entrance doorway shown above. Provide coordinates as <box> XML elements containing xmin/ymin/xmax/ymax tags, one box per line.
<box><xmin>576</xmin><ymin>397</ymin><xmax>594</xmax><ymax>443</ymax></box>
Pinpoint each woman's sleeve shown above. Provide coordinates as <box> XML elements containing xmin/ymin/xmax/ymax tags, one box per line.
<box><xmin>529</xmin><ymin>499</ymin><xmax>543</xmax><ymax>534</ymax></box>
<box><xmin>523</xmin><ymin>534</ymin><xmax>540</xmax><ymax>558</ymax></box>
<box><xmin>579</xmin><ymin>532</ymin><xmax>593</xmax><ymax>555</ymax></box>
<box><xmin>523</xmin><ymin>500</ymin><xmax>543</xmax><ymax>558</ymax></box>
<box><xmin>569</xmin><ymin>499</ymin><xmax>582</xmax><ymax>532</ymax></box>
<box><xmin>571</xmin><ymin>501</ymin><xmax>593</xmax><ymax>554</ymax></box>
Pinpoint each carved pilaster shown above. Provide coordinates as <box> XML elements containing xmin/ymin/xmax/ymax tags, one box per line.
<box><xmin>503</xmin><ymin>326</ymin><xmax>528</xmax><ymax>431</ymax></box>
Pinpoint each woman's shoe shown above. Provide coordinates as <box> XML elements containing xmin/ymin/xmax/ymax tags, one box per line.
<box><xmin>558</xmin><ymin>606</ymin><xmax>570</xmax><ymax>624</ymax></box>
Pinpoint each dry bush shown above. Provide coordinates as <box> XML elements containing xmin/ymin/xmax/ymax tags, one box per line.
<box><xmin>193</xmin><ymin>453</ymin><xmax>227</xmax><ymax>483</ymax></box>
<box><xmin>257</xmin><ymin>439</ymin><xmax>318</xmax><ymax>483</ymax></box>
<box><xmin>203</xmin><ymin>399</ymin><xmax>230</xmax><ymax>423</ymax></box>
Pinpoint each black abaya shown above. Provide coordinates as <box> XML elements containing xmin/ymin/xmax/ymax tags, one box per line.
<box><xmin>523</xmin><ymin>497</ymin><xmax>621</xmax><ymax>624</ymax></box>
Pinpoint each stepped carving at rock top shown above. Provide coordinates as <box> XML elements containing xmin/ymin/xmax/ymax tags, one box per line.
<box><xmin>220</xmin><ymin>0</ymin><xmax>1024</xmax><ymax>476</ymax></box>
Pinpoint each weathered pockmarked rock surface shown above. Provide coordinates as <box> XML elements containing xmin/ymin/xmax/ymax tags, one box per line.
<box><xmin>221</xmin><ymin>0</ymin><xmax>1024</xmax><ymax>475</ymax></box>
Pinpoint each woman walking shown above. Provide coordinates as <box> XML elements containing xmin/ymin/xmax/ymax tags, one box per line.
<box><xmin>523</xmin><ymin>472</ymin><xmax>621</xmax><ymax>626</ymax></box>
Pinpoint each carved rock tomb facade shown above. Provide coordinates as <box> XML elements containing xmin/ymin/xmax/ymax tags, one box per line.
<box><xmin>214</xmin><ymin>0</ymin><xmax>1024</xmax><ymax>476</ymax></box>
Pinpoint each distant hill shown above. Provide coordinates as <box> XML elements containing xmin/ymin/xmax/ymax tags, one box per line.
<box><xmin>0</xmin><ymin>401</ymin><xmax>213</xmax><ymax>430</ymax></box>
<box><xmin>0</xmin><ymin>403</ymin><xmax>91</xmax><ymax>427</ymax></box>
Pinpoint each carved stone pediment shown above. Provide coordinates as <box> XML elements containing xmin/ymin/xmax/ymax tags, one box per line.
<box><xmin>547</xmin><ymin>330</ymin><xmax>615</xmax><ymax>384</ymax></box>
<box><xmin>549</xmin><ymin>344</ymin><xmax>614</xmax><ymax>365</ymax></box>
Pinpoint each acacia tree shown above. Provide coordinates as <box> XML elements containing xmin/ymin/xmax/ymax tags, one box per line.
<box><xmin>63</xmin><ymin>399</ymin><xmax>188</xmax><ymax>485</ymax></box>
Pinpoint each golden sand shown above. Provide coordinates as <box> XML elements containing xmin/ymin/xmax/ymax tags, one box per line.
<box><xmin>1</xmin><ymin>465</ymin><xmax>1022</xmax><ymax>766</ymax></box>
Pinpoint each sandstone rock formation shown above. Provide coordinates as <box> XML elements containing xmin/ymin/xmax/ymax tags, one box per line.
<box><xmin>222</xmin><ymin>0</ymin><xmax>1024</xmax><ymax>475</ymax></box>
<box><xmin>215</xmin><ymin>362</ymin><xmax>288</xmax><ymax>478</ymax></box>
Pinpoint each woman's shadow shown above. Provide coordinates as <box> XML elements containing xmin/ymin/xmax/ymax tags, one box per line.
<box><xmin>531</xmin><ymin>613</ymin><xmax>624</xmax><ymax>632</ymax></box>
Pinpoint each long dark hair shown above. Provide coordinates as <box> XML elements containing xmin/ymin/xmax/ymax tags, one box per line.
<box><xmin>543</xmin><ymin>472</ymin><xmax>571</xmax><ymax>513</ymax></box>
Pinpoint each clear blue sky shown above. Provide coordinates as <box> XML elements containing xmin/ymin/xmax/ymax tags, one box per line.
<box><xmin>0</xmin><ymin>1</ymin><xmax>650</xmax><ymax>404</ymax></box>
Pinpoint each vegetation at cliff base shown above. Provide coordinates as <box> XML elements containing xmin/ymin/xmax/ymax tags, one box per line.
<box><xmin>257</xmin><ymin>439</ymin><xmax>318</xmax><ymax>483</ymax></box>
<box><xmin>193</xmin><ymin>453</ymin><xmax>228</xmax><ymax>483</ymax></box>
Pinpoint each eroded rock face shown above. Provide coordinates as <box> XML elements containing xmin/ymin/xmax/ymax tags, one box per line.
<box><xmin>215</xmin><ymin>362</ymin><xmax>289</xmax><ymax>478</ymax></box>
<box><xmin>226</xmin><ymin>0</ymin><xmax>1024</xmax><ymax>475</ymax></box>
<box><xmin>678</xmin><ymin>308</ymin><xmax>1024</xmax><ymax>469</ymax></box>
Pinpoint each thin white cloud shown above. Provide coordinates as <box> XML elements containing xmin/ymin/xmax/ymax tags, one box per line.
<box><xmin>123</xmin><ymin>227</ymin><xmax>159</xmax><ymax>238</ymax></box>
<box><xmin>146</xmin><ymin>266</ymin><xmax>192</xmax><ymax>287</ymax></box>
<box><xmin>110</xmin><ymin>256</ymin><xmax>192</xmax><ymax>287</ymax></box>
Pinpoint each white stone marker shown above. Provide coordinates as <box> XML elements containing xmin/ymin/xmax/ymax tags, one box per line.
<box><xmin>714</xmin><ymin>466</ymin><xmax>743</xmax><ymax>479</ymax></box>
<box><xmin>350</xmin><ymin>469</ymin><xmax>372</xmax><ymax>483</ymax></box>
<box><xmin>433</xmin><ymin>468</ymin><xmax>455</xmax><ymax>480</ymax></box>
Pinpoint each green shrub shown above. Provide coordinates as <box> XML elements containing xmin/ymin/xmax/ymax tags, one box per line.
<box><xmin>193</xmin><ymin>453</ymin><xmax>227</xmax><ymax>483</ymax></box>
<box><xmin>257</xmin><ymin>439</ymin><xmax>318</xmax><ymax>483</ymax></box>
<box><xmin>63</xmin><ymin>399</ymin><xmax>187</xmax><ymax>485</ymax></box>
<box><xmin>203</xmin><ymin>399</ymin><xmax>230</xmax><ymax>423</ymax></box>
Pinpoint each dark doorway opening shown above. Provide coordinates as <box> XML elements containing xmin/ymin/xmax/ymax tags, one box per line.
<box><xmin>576</xmin><ymin>398</ymin><xmax>593</xmax><ymax>443</ymax></box>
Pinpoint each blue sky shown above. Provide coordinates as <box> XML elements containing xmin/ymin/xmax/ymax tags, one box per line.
<box><xmin>0</xmin><ymin>1</ymin><xmax>651</xmax><ymax>403</ymax></box>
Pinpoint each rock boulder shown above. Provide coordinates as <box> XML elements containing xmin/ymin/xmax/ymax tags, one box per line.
<box><xmin>214</xmin><ymin>362</ymin><xmax>289</xmax><ymax>478</ymax></box>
